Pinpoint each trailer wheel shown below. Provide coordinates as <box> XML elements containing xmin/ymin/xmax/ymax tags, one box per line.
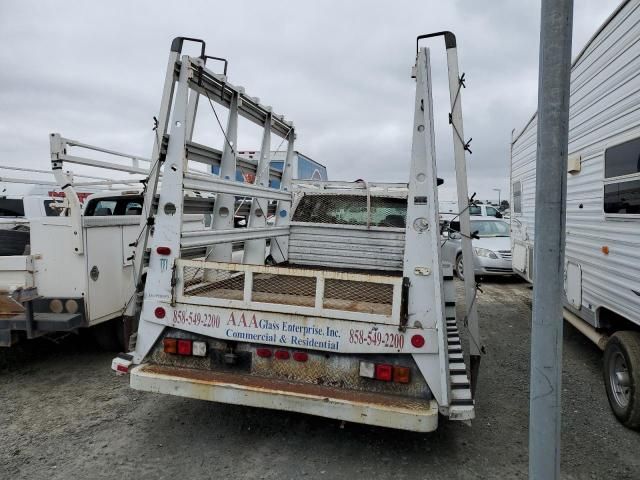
<box><xmin>603</xmin><ymin>331</ymin><xmax>640</xmax><ymax>429</ymax></box>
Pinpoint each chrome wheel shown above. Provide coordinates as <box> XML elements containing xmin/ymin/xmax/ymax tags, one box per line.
<box><xmin>603</xmin><ymin>331</ymin><xmax>640</xmax><ymax>429</ymax></box>
<box><xmin>609</xmin><ymin>350</ymin><xmax>630</xmax><ymax>409</ymax></box>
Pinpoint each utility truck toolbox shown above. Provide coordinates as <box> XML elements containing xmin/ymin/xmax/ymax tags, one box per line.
<box><xmin>120</xmin><ymin>33</ymin><xmax>481</xmax><ymax>432</ymax></box>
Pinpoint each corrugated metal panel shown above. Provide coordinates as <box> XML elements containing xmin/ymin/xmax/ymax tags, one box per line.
<box><xmin>288</xmin><ymin>223</ymin><xmax>405</xmax><ymax>271</ymax></box>
<box><xmin>510</xmin><ymin>0</ymin><xmax>640</xmax><ymax>326</ymax></box>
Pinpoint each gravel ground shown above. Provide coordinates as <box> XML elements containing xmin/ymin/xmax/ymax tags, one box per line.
<box><xmin>1</xmin><ymin>278</ymin><xmax>638</xmax><ymax>479</ymax></box>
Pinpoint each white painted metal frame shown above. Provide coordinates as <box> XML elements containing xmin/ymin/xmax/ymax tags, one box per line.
<box><xmin>130</xmin><ymin>38</ymin><xmax>475</xmax><ymax>423</ymax></box>
<box><xmin>133</xmin><ymin>48</ymin><xmax>296</xmax><ymax>360</ymax></box>
<box><xmin>175</xmin><ymin>258</ymin><xmax>403</xmax><ymax>325</ymax></box>
<box><xmin>405</xmin><ymin>48</ymin><xmax>449</xmax><ymax>408</ymax></box>
<box><xmin>271</xmin><ymin>134</ymin><xmax>296</xmax><ymax>263</ymax></box>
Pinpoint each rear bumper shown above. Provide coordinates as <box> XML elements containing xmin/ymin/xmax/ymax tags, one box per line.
<box><xmin>130</xmin><ymin>363</ymin><xmax>439</xmax><ymax>432</ymax></box>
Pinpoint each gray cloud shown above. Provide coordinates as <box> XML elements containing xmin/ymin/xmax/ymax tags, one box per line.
<box><xmin>0</xmin><ymin>0</ymin><xmax>620</xmax><ymax>202</ymax></box>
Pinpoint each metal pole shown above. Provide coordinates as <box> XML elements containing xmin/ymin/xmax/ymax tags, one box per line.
<box><xmin>529</xmin><ymin>1</ymin><xmax>573</xmax><ymax>479</ymax></box>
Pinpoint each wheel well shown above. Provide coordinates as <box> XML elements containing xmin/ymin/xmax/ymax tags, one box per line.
<box><xmin>598</xmin><ymin>307</ymin><xmax>640</xmax><ymax>333</ymax></box>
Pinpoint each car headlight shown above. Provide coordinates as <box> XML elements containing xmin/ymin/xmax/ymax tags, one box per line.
<box><xmin>474</xmin><ymin>247</ymin><xmax>498</xmax><ymax>259</ymax></box>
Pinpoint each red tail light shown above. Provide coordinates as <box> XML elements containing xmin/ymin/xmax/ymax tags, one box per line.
<box><xmin>116</xmin><ymin>363</ymin><xmax>129</xmax><ymax>373</ymax></box>
<box><xmin>177</xmin><ymin>339</ymin><xmax>192</xmax><ymax>356</ymax></box>
<box><xmin>256</xmin><ymin>348</ymin><xmax>272</xmax><ymax>358</ymax></box>
<box><xmin>374</xmin><ymin>364</ymin><xmax>393</xmax><ymax>382</ymax></box>
<box><xmin>163</xmin><ymin>338</ymin><xmax>177</xmax><ymax>354</ymax></box>
<box><xmin>292</xmin><ymin>352</ymin><xmax>308</xmax><ymax>362</ymax></box>
<box><xmin>411</xmin><ymin>334</ymin><xmax>425</xmax><ymax>348</ymax></box>
<box><xmin>156</xmin><ymin>246</ymin><xmax>171</xmax><ymax>255</ymax></box>
<box><xmin>274</xmin><ymin>350</ymin><xmax>290</xmax><ymax>360</ymax></box>
<box><xmin>154</xmin><ymin>307</ymin><xmax>166</xmax><ymax>319</ymax></box>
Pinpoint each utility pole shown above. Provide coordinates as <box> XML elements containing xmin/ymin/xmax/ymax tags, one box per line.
<box><xmin>529</xmin><ymin>1</ymin><xmax>573</xmax><ymax>479</ymax></box>
<box><xmin>492</xmin><ymin>187</ymin><xmax>501</xmax><ymax>205</ymax></box>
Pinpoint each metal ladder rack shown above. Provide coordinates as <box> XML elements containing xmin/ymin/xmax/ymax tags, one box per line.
<box><xmin>130</xmin><ymin>37</ymin><xmax>296</xmax><ymax>358</ymax></box>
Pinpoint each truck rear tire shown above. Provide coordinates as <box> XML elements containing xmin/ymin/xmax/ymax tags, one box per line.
<box><xmin>90</xmin><ymin>318</ymin><xmax>126</xmax><ymax>352</ymax></box>
<box><xmin>603</xmin><ymin>331</ymin><xmax>640</xmax><ymax>429</ymax></box>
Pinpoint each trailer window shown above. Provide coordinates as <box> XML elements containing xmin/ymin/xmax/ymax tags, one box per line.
<box><xmin>0</xmin><ymin>199</ymin><xmax>25</xmax><ymax>217</ymax></box>
<box><xmin>604</xmin><ymin>138</ymin><xmax>640</xmax><ymax>215</ymax></box>
<box><xmin>605</xmin><ymin>137</ymin><xmax>640</xmax><ymax>178</ymax></box>
<box><xmin>512</xmin><ymin>181</ymin><xmax>522</xmax><ymax>214</ymax></box>
<box><xmin>604</xmin><ymin>180</ymin><xmax>640</xmax><ymax>214</ymax></box>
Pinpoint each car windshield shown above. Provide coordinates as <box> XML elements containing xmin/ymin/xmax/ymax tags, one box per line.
<box><xmin>470</xmin><ymin>220</ymin><xmax>510</xmax><ymax>237</ymax></box>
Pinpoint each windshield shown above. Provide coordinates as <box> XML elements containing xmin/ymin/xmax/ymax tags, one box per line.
<box><xmin>470</xmin><ymin>219</ymin><xmax>510</xmax><ymax>237</ymax></box>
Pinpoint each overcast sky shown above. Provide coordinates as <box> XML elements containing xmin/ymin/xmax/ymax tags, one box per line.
<box><xmin>0</xmin><ymin>0</ymin><xmax>621</xmax><ymax>202</ymax></box>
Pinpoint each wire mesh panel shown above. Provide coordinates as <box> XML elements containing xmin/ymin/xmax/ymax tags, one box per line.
<box><xmin>182</xmin><ymin>265</ymin><xmax>245</xmax><ymax>300</ymax></box>
<box><xmin>251</xmin><ymin>273</ymin><xmax>316</xmax><ymax>307</ymax></box>
<box><xmin>292</xmin><ymin>194</ymin><xmax>407</xmax><ymax>228</ymax></box>
<box><xmin>177</xmin><ymin>260</ymin><xmax>402</xmax><ymax>323</ymax></box>
<box><xmin>323</xmin><ymin>279</ymin><xmax>394</xmax><ymax>315</ymax></box>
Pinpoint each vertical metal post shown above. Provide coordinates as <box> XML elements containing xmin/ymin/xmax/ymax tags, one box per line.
<box><xmin>207</xmin><ymin>91</ymin><xmax>239</xmax><ymax>265</ymax></box>
<box><xmin>443</xmin><ymin>34</ymin><xmax>482</xmax><ymax>385</ymax></box>
<box><xmin>406</xmin><ymin>48</ymin><xmax>449</xmax><ymax>407</ymax></box>
<box><xmin>416</xmin><ymin>32</ymin><xmax>481</xmax><ymax>388</ymax></box>
<box><xmin>126</xmin><ymin>45</ymin><xmax>180</xmax><ymax>317</ymax></box>
<box><xmin>270</xmin><ymin>131</ymin><xmax>295</xmax><ymax>263</ymax></box>
<box><xmin>529</xmin><ymin>1</ymin><xmax>573</xmax><ymax>479</ymax></box>
<box><xmin>243</xmin><ymin>111</ymin><xmax>272</xmax><ymax>265</ymax></box>
<box><xmin>132</xmin><ymin>55</ymin><xmax>192</xmax><ymax>363</ymax></box>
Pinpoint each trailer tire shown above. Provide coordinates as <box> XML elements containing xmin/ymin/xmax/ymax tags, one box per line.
<box><xmin>603</xmin><ymin>331</ymin><xmax>640</xmax><ymax>429</ymax></box>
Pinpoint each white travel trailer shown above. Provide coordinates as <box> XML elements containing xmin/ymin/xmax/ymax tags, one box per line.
<box><xmin>510</xmin><ymin>0</ymin><xmax>640</xmax><ymax>429</ymax></box>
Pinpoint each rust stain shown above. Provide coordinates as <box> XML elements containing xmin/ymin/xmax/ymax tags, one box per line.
<box><xmin>139</xmin><ymin>363</ymin><xmax>431</xmax><ymax>411</ymax></box>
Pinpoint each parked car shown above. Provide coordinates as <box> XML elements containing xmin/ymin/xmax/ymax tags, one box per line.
<box><xmin>442</xmin><ymin>216</ymin><xmax>513</xmax><ymax>280</ymax></box>
<box><xmin>439</xmin><ymin>200</ymin><xmax>503</xmax><ymax>223</ymax></box>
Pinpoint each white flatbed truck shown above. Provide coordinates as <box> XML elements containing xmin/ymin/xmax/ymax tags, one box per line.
<box><xmin>116</xmin><ymin>33</ymin><xmax>481</xmax><ymax>432</ymax></box>
<box><xmin>0</xmin><ymin>137</ymin><xmax>152</xmax><ymax>347</ymax></box>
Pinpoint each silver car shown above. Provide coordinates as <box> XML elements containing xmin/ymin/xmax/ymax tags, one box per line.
<box><xmin>441</xmin><ymin>216</ymin><xmax>513</xmax><ymax>280</ymax></box>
